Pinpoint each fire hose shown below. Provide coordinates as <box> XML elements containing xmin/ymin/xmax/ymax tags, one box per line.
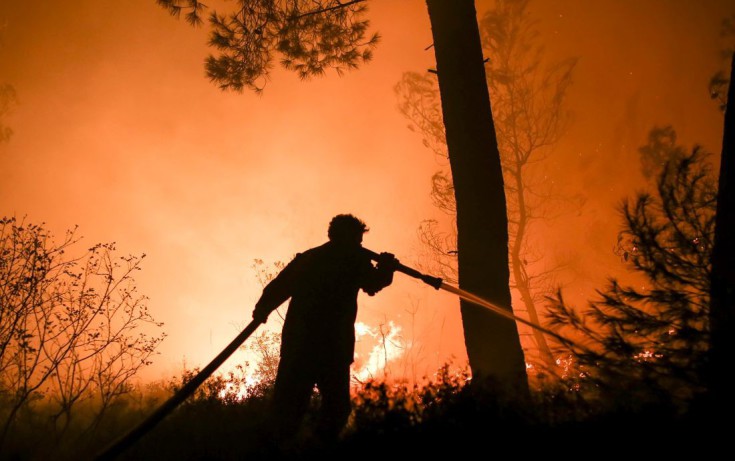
<box><xmin>95</xmin><ymin>247</ymin><xmax>575</xmax><ymax>460</ymax></box>
<box><xmin>94</xmin><ymin>248</ymin><xmax>445</xmax><ymax>460</ymax></box>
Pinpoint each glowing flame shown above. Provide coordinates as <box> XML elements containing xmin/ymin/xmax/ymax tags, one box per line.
<box><xmin>633</xmin><ymin>349</ymin><xmax>663</xmax><ymax>362</ymax></box>
<box><xmin>213</xmin><ymin>321</ymin><xmax>410</xmax><ymax>401</ymax></box>
<box><xmin>217</xmin><ymin>375</ymin><xmax>260</xmax><ymax>401</ymax></box>
<box><xmin>352</xmin><ymin>321</ymin><xmax>405</xmax><ymax>382</ymax></box>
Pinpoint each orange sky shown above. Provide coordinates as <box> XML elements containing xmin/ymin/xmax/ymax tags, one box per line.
<box><xmin>1</xmin><ymin>0</ymin><xmax>733</xmax><ymax>383</ymax></box>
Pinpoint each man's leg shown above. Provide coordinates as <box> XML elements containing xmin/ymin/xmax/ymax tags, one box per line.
<box><xmin>314</xmin><ymin>362</ymin><xmax>352</xmax><ymax>442</ymax></box>
<box><xmin>269</xmin><ymin>357</ymin><xmax>314</xmax><ymax>442</ymax></box>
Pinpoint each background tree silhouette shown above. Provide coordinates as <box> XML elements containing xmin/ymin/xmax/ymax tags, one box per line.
<box><xmin>546</xmin><ymin>132</ymin><xmax>715</xmax><ymax>409</ymax></box>
<box><xmin>0</xmin><ymin>218</ymin><xmax>165</xmax><ymax>446</ymax></box>
<box><xmin>157</xmin><ymin>0</ymin><xmax>528</xmax><ymax>386</ymax></box>
<box><xmin>396</xmin><ymin>0</ymin><xmax>576</xmax><ymax>372</ymax></box>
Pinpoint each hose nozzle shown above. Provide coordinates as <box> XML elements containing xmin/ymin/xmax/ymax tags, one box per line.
<box><xmin>420</xmin><ymin>275</ymin><xmax>443</xmax><ymax>290</ymax></box>
<box><xmin>363</xmin><ymin>247</ymin><xmax>443</xmax><ymax>290</ymax></box>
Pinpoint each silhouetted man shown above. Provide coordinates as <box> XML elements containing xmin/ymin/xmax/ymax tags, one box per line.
<box><xmin>252</xmin><ymin>214</ymin><xmax>397</xmax><ymax>443</ymax></box>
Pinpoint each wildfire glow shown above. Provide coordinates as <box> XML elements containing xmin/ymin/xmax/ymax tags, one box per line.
<box><xmin>217</xmin><ymin>375</ymin><xmax>260</xmax><ymax>402</ymax></box>
<box><xmin>1</xmin><ymin>0</ymin><xmax>730</xmax><ymax>387</ymax></box>
<box><xmin>352</xmin><ymin>321</ymin><xmax>406</xmax><ymax>383</ymax></box>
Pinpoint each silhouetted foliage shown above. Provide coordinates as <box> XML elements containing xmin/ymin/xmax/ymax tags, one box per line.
<box><xmin>0</xmin><ymin>217</ymin><xmax>165</xmax><ymax>452</ymax></box>
<box><xmin>244</xmin><ymin>330</ymin><xmax>281</xmax><ymax>389</ymax></box>
<box><xmin>5</xmin><ymin>360</ymin><xmax>721</xmax><ymax>459</ymax></box>
<box><xmin>546</xmin><ymin>140</ymin><xmax>716</xmax><ymax>409</ymax></box>
<box><xmin>350</xmin><ymin>364</ymin><xmax>470</xmax><ymax>436</ymax></box>
<box><xmin>156</xmin><ymin>0</ymin><xmax>379</xmax><ymax>92</ymax></box>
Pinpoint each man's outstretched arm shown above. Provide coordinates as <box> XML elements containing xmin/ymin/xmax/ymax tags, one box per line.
<box><xmin>252</xmin><ymin>254</ymin><xmax>302</xmax><ymax>323</ymax></box>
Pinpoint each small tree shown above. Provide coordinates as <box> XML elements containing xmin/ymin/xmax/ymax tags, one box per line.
<box><xmin>0</xmin><ymin>217</ymin><xmax>165</xmax><ymax>444</ymax></box>
<box><xmin>245</xmin><ymin>258</ymin><xmax>284</xmax><ymax>392</ymax></box>
<box><xmin>546</xmin><ymin>138</ymin><xmax>715</xmax><ymax>408</ymax></box>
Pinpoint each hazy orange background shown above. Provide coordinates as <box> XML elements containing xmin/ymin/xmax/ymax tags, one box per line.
<box><xmin>1</xmin><ymin>0</ymin><xmax>733</xmax><ymax>383</ymax></box>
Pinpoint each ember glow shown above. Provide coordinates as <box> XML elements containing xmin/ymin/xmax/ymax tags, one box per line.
<box><xmin>0</xmin><ymin>0</ymin><xmax>732</xmax><ymax>387</ymax></box>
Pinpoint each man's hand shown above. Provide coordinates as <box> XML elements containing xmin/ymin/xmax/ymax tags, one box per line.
<box><xmin>252</xmin><ymin>309</ymin><xmax>269</xmax><ymax>325</ymax></box>
<box><xmin>376</xmin><ymin>252</ymin><xmax>399</xmax><ymax>272</ymax></box>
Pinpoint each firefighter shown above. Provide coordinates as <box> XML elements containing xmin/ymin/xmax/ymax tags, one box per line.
<box><xmin>252</xmin><ymin>214</ymin><xmax>397</xmax><ymax>443</ymax></box>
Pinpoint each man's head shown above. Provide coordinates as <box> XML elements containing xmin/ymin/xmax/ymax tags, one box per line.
<box><xmin>328</xmin><ymin>214</ymin><xmax>368</xmax><ymax>246</ymax></box>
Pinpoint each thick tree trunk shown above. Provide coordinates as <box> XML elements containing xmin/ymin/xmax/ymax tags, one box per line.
<box><xmin>426</xmin><ymin>0</ymin><xmax>527</xmax><ymax>389</ymax></box>
<box><xmin>709</xmin><ymin>52</ymin><xmax>735</xmax><ymax>410</ymax></box>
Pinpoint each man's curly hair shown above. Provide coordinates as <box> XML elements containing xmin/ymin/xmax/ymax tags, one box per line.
<box><xmin>328</xmin><ymin>214</ymin><xmax>369</xmax><ymax>242</ymax></box>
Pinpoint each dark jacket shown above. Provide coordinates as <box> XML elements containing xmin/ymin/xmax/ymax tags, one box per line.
<box><xmin>253</xmin><ymin>242</ymin><xmax>393</xmax><ymax>365</ymax></box>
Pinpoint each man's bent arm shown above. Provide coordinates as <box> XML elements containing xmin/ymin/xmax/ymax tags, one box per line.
<box><xmin>252</xmin><ymin>255</ymin><xmax>301</xmax><ymax>322</ymax></box>
<box><xmin>361</xmin><ymin>253</ymin><xmax>396</xmax><ymax>296</ymax></box>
